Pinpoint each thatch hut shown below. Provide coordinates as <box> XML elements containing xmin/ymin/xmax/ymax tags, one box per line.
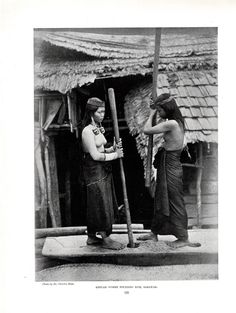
<box><xmin>34</xmin><ymin>28</ymin><xmax>217</xmax><ymax>230</ymax></box>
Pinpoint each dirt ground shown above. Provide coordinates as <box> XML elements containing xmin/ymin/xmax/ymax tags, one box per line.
<box><xmin>36</xmin><ymin>263</ymin><xmax>218</xmax><ymax>281</ymax></box>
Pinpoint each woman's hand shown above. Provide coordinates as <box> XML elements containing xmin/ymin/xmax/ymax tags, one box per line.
<box><xmin>149</xmin><ymin>109</ymin><xmax>158</xmax><ymax>117</ymax></box>
<box><xmin>113</xmin><ymin>137</ymin><xmax>123</xmax><ymax>151</ymax></box>
<box><xmin>116</xmin><ymin>138</ymin><xmax>123</xmax><ymax>149</ymax></box>
<box><xmin>116</xmin><ymin>147</ymin><xmax>124</xmax><ymax>158</ymax></box>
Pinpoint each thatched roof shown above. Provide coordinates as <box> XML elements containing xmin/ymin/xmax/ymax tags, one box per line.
<box><xmin>34</xmin><ymin>30</ymin><xmax>217</xmax><ymax>94</ymax></box>
<box><xmin>124</xmin><ymin>69</ymin><xmax>218</xmax><ymax>180</ymax></box>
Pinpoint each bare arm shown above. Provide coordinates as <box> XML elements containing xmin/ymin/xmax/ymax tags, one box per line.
<box><xmin>82</xmin><ymin>128</ymin><xmax>122</xmax><ymax>161</ymax></box>
<box><xmin>105</xmin><ymin>138</ymin><xmax>122</xmax><ymax>153</ymax></box>
<box><xmin>104</xmin><ymin>146</ymin><xmax>114</xmax><ymax>153</ymax></box>
<box><xmin>143</xmin><ymin>111</ymin><xmax>177</xmax><ymax>135</ymax></box>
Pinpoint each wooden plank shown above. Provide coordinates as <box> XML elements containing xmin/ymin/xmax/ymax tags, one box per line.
<box><xmin>184</xmin><ymin>195</ymin><xmax>196</xmax><ymax>204</ymax></box>
<box><xmin>188</xmin><ymin>217</ymin><xmax>218</xmax><ymax>227</ymax></box>
<box><xmin>182</xmin><ymin>163</ymin><xmax>204</xmax><ymax>168</ymax></box>
<box><xmin>202</xmin><ymin>194</ymin><xmax>218</xmax><ymax>204</ymax></box>
<box><xmin>44</xmin><ymin>135</ymin><xmax>61</xmax><ymax>227</ymax></box>
<box><xmin>48</xmin><ymin>136</ymin><xmax>61</xmax><ymax>226</ymax></box>
<box><xmin>186</xmin><ymin>203</ymin><xmax>218</xmax><ymax>218</ymax></box>
<box><xmin>201</xmin><ymin>181</ymin><xmax>218</xmax><ymax>194</ymax></box>
<box><xmin>184</xmin><ymin>194</ymin><xmax>218</xmax><ymax>204</ymax></box>
<box><xmin>35</xmin><ymin>125</ymin><xmax>48</xmax><ymax>228</ymax></box>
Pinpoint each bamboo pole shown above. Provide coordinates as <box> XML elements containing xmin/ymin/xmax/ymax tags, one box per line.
<box><xmin>35</xmin><ymin>226</ymin><xmax>87</xmax><ymax>239</ymax></box>
<box><xmin>108</xmin><ymin>88</ymin><xmax>135</xmax><ymax>248</ymax></box>
<box><xmin>35</xmin><ymin>224</ymin><xmax>144</xmax><ymax>239</ymax></box>
<box><xmin>196</xmin><ymin>142</ymin><xmax>203</xmax><ymax>227</ymax></box>
<box><xmin>145</xmin><ymin>28</ymin><xmax>162</xmax><ymax>188</ymax></box>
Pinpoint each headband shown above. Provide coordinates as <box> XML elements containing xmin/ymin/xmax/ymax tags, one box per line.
<box><xmin>86</xmin><ymin>97</ymin><xmax>105</xmax><ymax>110</ymax></box>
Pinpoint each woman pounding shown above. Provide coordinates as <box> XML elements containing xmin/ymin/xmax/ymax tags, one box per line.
<box><xmin>138</xmin><ymin>93</ymin><xmax>200</xmax><ymax>248</ymax></box>
<box><xmin>81</xmin><ymin>97</ymin><xmax>125</xmax><ymax>250</ymax></box>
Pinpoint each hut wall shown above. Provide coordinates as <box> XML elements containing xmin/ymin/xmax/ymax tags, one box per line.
<box><xmin>184</xmin><ymin>143</ymin><xmax>218</xmax><ymax>227</ymax></box>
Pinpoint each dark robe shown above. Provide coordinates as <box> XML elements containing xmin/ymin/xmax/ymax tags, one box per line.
<box><xmin>151</xmin><ymin>147</ymin><xmax>188</xmax><ymax>240</ymax></box>
<box><xmin>82</xmin><ymin>153</ymin><xmax>118</xmax><ymax>236</ymax></box>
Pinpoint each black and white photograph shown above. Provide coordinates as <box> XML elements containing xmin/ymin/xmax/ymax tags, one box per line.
<box><xmin>34</xmin><ymin>27</ymin><xmax>218</xmax><ymax>281</ymax></box>
<box><xmin>1</xmin><ymin>1</ymin><xmax>236</xmax><ymax>313</ymax></box>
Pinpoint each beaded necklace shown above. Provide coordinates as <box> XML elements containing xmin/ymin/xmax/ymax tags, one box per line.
<box><xmin>91</xmin><ymin>122</ymin><xmax>105</xmax><ymax>136</ymax></box>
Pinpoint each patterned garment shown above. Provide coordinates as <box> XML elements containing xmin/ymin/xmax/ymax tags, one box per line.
<box><xmin>152</xmin><ymin>147</ymin><xmax>188</xmax><ymax>240</ymax></box>
<box><xmin>82</xmin><ymin>153</ymin><xmax>118</xmax><ymax>236</ymax></box>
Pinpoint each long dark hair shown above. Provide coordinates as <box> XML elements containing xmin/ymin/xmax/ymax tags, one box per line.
<box><xmin>158</xmin><ymin>95</ymin><xmax>185</xmax><ymax>129</ymax></box>
<box><xmin>81</xmin><ymin>97</ymin><xmax>105</xmax><ymax>129</ymax></box>
<box><xmin>81</xmin><ymin>107</ymin><xmax>97</xmax><ymax>129</ymax></box>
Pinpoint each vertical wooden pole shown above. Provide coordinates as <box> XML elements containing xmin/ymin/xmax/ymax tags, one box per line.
<box><xmin>145</xmin><ymin>28</ymin><xmax>162</xmax><ymax>188</ymax></box>
<box><xmin>108</xmin><ymin>88</ymin><xmax>135</xmax><ymax>248</ymax></box>
<box><xmin>152</xmin><ymin>28</ymin><xmax>162</xmax><ymax>101</ymax></box>
<box><xmin>35</xmin><ymin>124</ymin><xmax>48</xmax><ymax>228</ymax></box>
<box><xmin>67</xmin><ymin>92</ymin><xmax>74</xmax><ymax>133</ymax></box>
<box><xmin>44</xmin><ymin>135</ymin><xmax>61</xmax><ymax>227</ymax></box>
<box><xmin>39</xmin><ymin>97</ymin><xmax>46</xmax><ymax>142</ymax></box>
<box><xmin>196</xmin><ymin>142</ymin><xmax>203</xmax><ymax>227</ymax></box>
<box><xmin>37</xmin><ymin>96</ymin><xmax>47</xmax><ymax>227</ymax></box>
<box><xmin>75</xmin><ymin>92</ymin><xmax>81</xmax><ymax>138</ymax></box>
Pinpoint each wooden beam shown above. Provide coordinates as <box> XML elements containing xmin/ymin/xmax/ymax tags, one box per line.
<box><xmin>182</xmin><ymin>163</ymin><xmax>204</xmax><ymax>169</ymax></box>
<box><xmin>35</xmin><ymin>141</ymin><xmax>48</xmax><ymax>227</ymax></box>
<box><xmin>196</xmin><ymin>142</ymin><xmax>203</xmax><ymax>227</ymax></box>
<box><xmin>44</xmin><ymin>135</ymin><xmax>61</xmax><ymax>227</ymax></box>
<box><xmin>35</xmin><ymin>226</ymin><xmax>87</xmax><ymax>239</ymax></box>
<box><xmin>35</xmin><ymin>224</ymin><xmax>143</xmax><ymax>239</ymax></box>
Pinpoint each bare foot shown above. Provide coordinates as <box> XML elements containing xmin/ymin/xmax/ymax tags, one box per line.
<box><xmin>101</xmin><ymin>237</ymin><xmax>125</xmax><ymax>250</ymax></box>
<box><xmin>137</xmin><ymin>233</ymin><xmax>158</xmax><ymax>241</ymax></box>
<box><xmin>167</xmin><ymin>240</ymin><xmax>201</xmax><ymax>248</ymax></box>
<box><xmin>86</xmin><ymin>236</ymin><xmax>103</xmax><ymax>246</ymax></box>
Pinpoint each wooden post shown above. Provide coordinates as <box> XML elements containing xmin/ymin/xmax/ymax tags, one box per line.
<box><xmin>44</xmin><ymin>135</ymin><xmax>61</xmax><ymax>227</ymax></box>
<box><xmin>39</xmin><ymin>97</ymin><xmax>46</xmax><ymax>142</ymax></box>
<box><xmin>108</xmin><ymin>88</ymin><xmax>135</xmax><ymax>248</ymax></box>
<box><xmin>36</xmin><ymin>96</ymin><xmax>48</xmax><ymax>227</ymax></box>
<box><xmin>196</xmin><ymin>142</ymin><xmax>203</xmax><ymax>227</ymax></box>
<box><xmin>35</xmin><ymin>133</ymin><xmax>48</xmax><ymax>227</ymax></box>
<box><xmin>145</xmin><ymin>28</ymin><xmax>162</xmax><ymax>188</ymax></box>
<box><xmin>67</xmin><ymin>92</ymin><xmax>74</xmax><ymax>133</ymax></box>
